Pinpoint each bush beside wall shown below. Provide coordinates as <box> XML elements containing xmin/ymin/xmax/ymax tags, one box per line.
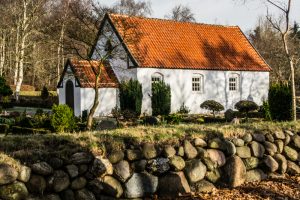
<box><xmin>151</xmin><ymin>81</ymin><xmax>171</xmax><ymax>116</ymax></box>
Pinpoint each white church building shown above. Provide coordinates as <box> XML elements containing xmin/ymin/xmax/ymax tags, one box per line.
<box><xmin>57</xmin><ymin>13</ymin><xmax>271</xmax><ymax>117</ymax></box>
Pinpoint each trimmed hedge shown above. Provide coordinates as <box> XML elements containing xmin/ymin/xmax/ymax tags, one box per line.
<box><xmin>269</xmin><ymin>83</ymin><xmax>292</xmax><ymax>121</ymax></box>
<box><xmin>119</xmin><ymin>79</ymin><xmax>143</xmax><ymax>116</ymax></box>
<box><xmin>152</xmin><ymin>81</ymin><xmax>171</xmax><ymax>116</ymax></box>
<box><xmin>11</xmin><ymin>126</ymin><xmax>51</xmax><ymax>134</ymax></box>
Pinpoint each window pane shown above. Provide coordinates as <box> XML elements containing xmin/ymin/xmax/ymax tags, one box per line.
<box><xmin>192</xmin><ymin>75</ymin><xmax>203</xmax><ymax>92</ymax></box>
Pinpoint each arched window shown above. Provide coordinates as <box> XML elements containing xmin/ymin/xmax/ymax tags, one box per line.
<box><xmin>192</xmin><ymin>74</ymin><xmax>204</xmax><ymax>93</ymax></box>
<box><xmin>151</xmin><ymin>72</ymin><xmax>163</xmax><ymax>84</ymax></box>
<box><xmin>229</xmin><ymin>73</ymin><xmax>240</xmax><ymax>91</ymax></box>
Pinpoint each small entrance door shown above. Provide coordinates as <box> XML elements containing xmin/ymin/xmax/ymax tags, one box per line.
<box><xmin>65</xmin><ymin>80</ymin><xmax>74</xmax><ymax>111</ymax></box>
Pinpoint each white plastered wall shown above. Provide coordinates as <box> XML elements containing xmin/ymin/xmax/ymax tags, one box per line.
<box><xmin>137</xmin><ymin>68</ymin><xmax>269</xmax><ymax>115</ymax></box>
<box><xmin>80</xmin><ymin>88</ymin><xmax>119</xmax><ymax>117</ymax></box>
<box><xmin>57</xmin><ymin>65</ymin><xmax>81</xmax><ymax>116</ymax></box>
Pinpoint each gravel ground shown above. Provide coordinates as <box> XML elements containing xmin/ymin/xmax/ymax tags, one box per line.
<box><xmin>155</xmin><ymin>176</ymin><xmax>300</xmax><ymax>200</ymax></box>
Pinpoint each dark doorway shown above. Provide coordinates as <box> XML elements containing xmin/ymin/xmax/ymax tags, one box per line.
<box><xmin>65</xmin><ymin>80</ymin><xmax>74</xmax><ymax>111</ymax></box>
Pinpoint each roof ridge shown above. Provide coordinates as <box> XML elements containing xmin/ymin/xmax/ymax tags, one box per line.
<box><xmin>108</xmin><ymin>13</ymin><xmax>239</xmax><ymax>29</ymax></box>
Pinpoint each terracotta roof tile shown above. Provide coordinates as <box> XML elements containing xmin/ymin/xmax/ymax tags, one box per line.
<box><xmin>109</xmin><ymin>14</ymin><xmax>271</xmax><ymax>71</ymax></box>
<box><xmin>69</xmin><ymin>59</ymin><xmax>119</xmax><ymax>88</ymax></box>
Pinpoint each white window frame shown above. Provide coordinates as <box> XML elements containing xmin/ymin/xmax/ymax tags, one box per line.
<box><xmin>192</xmin><ymin>74</ymin><xmax>204</xmax><ymax>93</ymax></box>
<box><xmin>151</xmin><ymin>72</ymin><xmax>164</xmax><ymax>84</ymax></box>
<box><xmin>229</xmin><ymin>74</ymin><xmax>240</xmax><ymax>92</ymax></box>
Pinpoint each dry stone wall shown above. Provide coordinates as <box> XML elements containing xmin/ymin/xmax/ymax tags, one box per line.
<box><xmin>1</xmin><ymin>130</ymin><xmax>300</xmax><ymax>199</ymax></box>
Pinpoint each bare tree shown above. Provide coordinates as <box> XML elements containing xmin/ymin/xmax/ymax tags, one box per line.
<box><xmin>165</xmin><ymin>4</ymin><xmax>195</xmax><ymax>22</ymax></box>
<box><xmin>114</xmin><ymin>0</ymin><xmax>152</xmax><ymax>16</ymax></box>
<box><xmin>240</xmin><ymin>0</ymin><xmax>299</xmax><ymax>121</ymax></box>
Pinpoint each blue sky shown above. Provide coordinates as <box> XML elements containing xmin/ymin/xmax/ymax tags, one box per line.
<box><xmin>98</xmin><ymin>0</ymin><xmax>300</xmax><ymax>31</ymax></box>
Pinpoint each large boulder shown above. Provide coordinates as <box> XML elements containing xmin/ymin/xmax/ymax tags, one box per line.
<box><xmin>0</xmin><ymin>164</ymin><xmax>18</xmax><ymax>185</ymax></box>
<box><xmin>265</xmin><ymin>134</ymin><xmax>275</xmax><ymax>143</ymax></box>
<box><xmin>124</xmin><ymin>172</ymin><xmax>158</xmax><ymax>198</ymax></box>
<box><xmin>245</xmin><ymin>169</ymin><xmax>267</xmax><ymax>183</ymax></box>
<box><xmin>101</xmin><ymin>176</ymin><xmax>123</xmax><ymax>198</ymax></box>
<box><xmin>284</xmin><ymin>146</ymin><xmax>299</xmax><ymax>161</ymax></box>
<box><xmin>264</xmin><ymin>141</ymin><xmax>278</xmax><ymax>156</ymax></box>
<box><xmin>250</xmin><ymin>141</ymin><xmax>265</xmax><ymax>158</ymax></box>
<box><xmin>224</xmin><ymin>156</ymin><xmax>246</xmax><ymax>188</ymax></box>
<box><xmin>65</xmin><ymin>165</ymin><xmax>79</xmax><ymax>179</ymax></box>
<box><xmin>26</xmin><ymin>175</ymin><xmax>47</xmax><ymax>194</ymax></box>
<box><xmin>264</xmin><ymin>155</ymin><xmax>279</xmax><ymax>172</ymax></box>
<box><xmin>75</xmin><ymin>189</ymin><xmax>96</xmax><ymax>200</ymax></box>
<box><xmin>194</xmin><ymin>138</ymin><xmax>207</xmax><ymax>147</ymax></box>
<box><xmin>236</xmin><ymin>146</ymin><xmax>251</xmax><ymax>158</ymax></box>
<box><xmin>177</xmin><ymin>146</ymin><xmax>185</xmax><ymax>157</ymax></box>
<box><xmin>157</xmin><ymin>172</ymin><xmax>191</xmax><ymax>197</ymax></box>
<box><xmin>71</xmin><ymin>177</ymin><xmax>87</xmax><ymax>190</ymax></box>
<box><xmin>143</xmin><ymin>143</ymin><xmax>157</xmax><ymax>159</ymax></box>
<box><xmin>169</xmin><ymin>156</ymin><xmax>186</xmax><ymax>171</ymax></box>
<box><xmin>126</xmin><ymin>149</ymin><xmax>143</xmax><ymax>161</ymax></box>
<box><xmin>147</xmin><ymin>158</ymin><xmax>170</xmax><ymax>174</ymax></box>
<box><xmin>113</xmin><ymin>160</ymin><xmax>131</xmax><ymax>182</ymax></box>
<box><xmin>232</xmin><ymin>138</ymin><xmax>245</xmax><ymax>147</ymax></box>
<box><xmin>31</xmin><ymin>162</ymin><xmax>53</xmax><ymax>176</ymax></box>
<box><xmin>243</xmin><ymin>157</ymin><xmax>260</xmax><ymax>170</ymax></box>
<box><xmin>293</xmin><ymin>135</ymin><xmax>300</xmax><ymax>149</ymax></box>
<box><xmin>252</xmin><ymin>133</ymin><xmax>265</xmax><ymax>143</ymax></box>
<box><xmin>273</xmin><ymin>154</ymin><xmax>287</xmax><ymax>174</ymax></box>
<box><xmin>242</xmin><ymin>134</ymin><xmax>252</xmax><ymax>143</ymax></box>
<box><xmin>184</xmin><ymin>140</ymin><xmax>198</xmax><ymax>159</ymax></box>
<box><xmin>0</xmin><ymin>181</ymin><xmax>28</xmax><ymax>200</ymax></box>
<box><xmin>287</xmin><ymin>161</ymin><xmax>300</xmax><ymax>175</ymax></box>
<box><xmin>17</xmin><ymin>166</ymin><xmax>31</xmax><ymax>183</ymax></box>
<box><xmin>207</xmin><ymin>149</ymin><xmax>226</xmax><ymax>167</ymax></box>
<box><xmin>48</xmin><ymin>170</ymin><xmax>70</xmax><ymax>193</ymax></box>
<box><xmin>62</xmin><ymin>189</ymin><xmax>75</xmax><ymax>200</ymax></box>
<box><xmin>108</xmin><ymin>150</ymin><xmax>124</xmax><ymax>164</ymax></box>
<box><xmin>203</xmin><ymin>157</ymin><xmax>217</xmax><ymax>171</ymax></box>
<box><xmin>70</xmin><ymin>152</ymin><xmax>93</xmax><ymax>165</ymax></box>
<box><xmin>285</xmin><ymin>135</ymin><xmax>291</xmax><ymax>145</ymax></box>
<box><xmin>205</xmin><ymin>169</ymin><xmax>221</xmax><ymax>183</ymax></box>
<box><xmin>274</xmin><ymin>131</ymin><xmax>285</xmax><ymax>140</ymax></box>
<box><xmin>193</xmin><ymin>180</ymin><xmax>216</xmax><ymax>194</ymax></box>
<box><xmin>184</xmin><ymin>159</ymin><xmax>207</xmax><ymax>183</ymax></box>
<box><xmin>208</xmin><ymin>138</ymin><xmax>226</xmax><ymax>150</ymax></box>
<box><xmin>90</xmin><ymin>156</ymin><xmax>113</xmax><ymax>177</ymax></box>
<box><xmin>275</xmin><ymin>140</ymin><xmax>284</xmax><ymax>153</ymax></box>
<box><xmin>225</xmin><ymin>141</ymin><xmax>236</xmax><ymax>156</ymax></box>
<box><xmin>163</xmin><ymin>145</ymin><xmax>176</xmax><ymax>158</ymax></box>
<box><xmin>131</xmin><ymin>160</ymin><xmax>147</xmax><ymax>172</ymax></box>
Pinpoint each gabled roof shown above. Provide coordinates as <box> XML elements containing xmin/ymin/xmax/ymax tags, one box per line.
<box><xmin>57</xmin><ymin>59</ymin><xmax>119</xmax><ymax>88</ymax></box>
<box><xmin>104</xmin><ymin>13</ymin><xmax>271</xmax><ymax>71</ymax></box>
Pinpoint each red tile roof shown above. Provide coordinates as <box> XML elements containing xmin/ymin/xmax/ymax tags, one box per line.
<box><xmin>67</xmin><ymin>59</ymin><xmax>119</xmax><ymax>88</ymax></box>
<box><xmin>108</xmin><ymin>14</ymin><xmax>271</xmax><ymax>71</ymax></box>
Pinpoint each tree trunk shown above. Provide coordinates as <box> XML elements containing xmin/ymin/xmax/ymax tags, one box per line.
<box><xmin>86</xmin><ymin>64</ymin><xmax>102</xmax><ymax>131</ymax></box>
<box><xmin>14</xmin><ymin>23</ymin><xmax>20</xmax><ymax>85</ymax></box>
<box><xmin>0</xmin><ymin>31</ymin><xmax>5</xmax><ymax>76</ymax></box>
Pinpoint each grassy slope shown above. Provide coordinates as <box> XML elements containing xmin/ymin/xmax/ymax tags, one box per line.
<box><xmin>1</xmin><ymin>121</ymin><xmax>300</xmax><ymax>167</ymax></box>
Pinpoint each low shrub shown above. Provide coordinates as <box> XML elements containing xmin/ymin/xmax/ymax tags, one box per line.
<box><xmin>51</xmin><ymin>104</ymin><xmax>76</xmax><ymax>133</ymax></box>
<box><xmin>0</xmin><ymin>124</ymin><xmax>9</xmax><ymax>134</ymax></box>
<box><xmin>11</xmin><ymin>126</ymin><xmax>51</xmax><ymax>134</ymax></box>
<box><xmin>200</xmin><ymin>100</ymin><xmax>224</xmax><ymax>117</ymax></box>
<box><xmin>19</xmin><ymin>117</ymin><xmax>34</xmax><ymax>128</ymax></box>
<box><xmin>0</xmin><ymin>76</ymin><xmax>13</xmax><ymax>98</ymax></box>
<box><xmin>165</xmin><ymin>113</ymin><xmax>183</xmax><ymax>124</ymax></box>
<box><xmin>0</xmin><ymin>117</ymin><xmax>15</xmax><ymax>125</ymax></box>
<box><xmin>177</xmin><ymin>103</ymin><xmax>190</xmax><ymax>114</ymax></box>
<box><xmin>152</xmin><ymin>81</ymin><xmax>171</xmax><ymax>116</ymax></box>
<box><xmin>224</xmin><ymin>109</ymin><xmax>236</xmax><ymax>122</ymax></box>
<box><xmin>143</xmin><ymin>116</ymin><xmax>160</xmax><ymax>125</ymax></box>
<box><xmin>234</xmin><ymin>100</ymin><xmax>258</xmax><ymax>118</ymax></box>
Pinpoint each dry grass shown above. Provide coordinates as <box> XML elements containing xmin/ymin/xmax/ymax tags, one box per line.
<box><xmin>19</xmin><ymin>91</ymin><xmax>57</xmax><ymax>96</ymax></box>
<box><xmin>1</xmin><ymin>120</ymin><xmax>300</xmax><ymax>168</ymax></box>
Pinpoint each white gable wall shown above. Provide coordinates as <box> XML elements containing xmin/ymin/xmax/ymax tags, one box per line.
<box><xmin>137</xmin><ymin>68</ymin><xmax>269</xmax><ymax>115</ymax></box>
<box><xmin>58</xmin><ymin>65</ymin><xmax>82</xmax><ymax>116</ymax></box>
<box><xmin>91</xmin><ymin>20</ymin><xmax>137</xmax><ymax>82</ymax></box>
